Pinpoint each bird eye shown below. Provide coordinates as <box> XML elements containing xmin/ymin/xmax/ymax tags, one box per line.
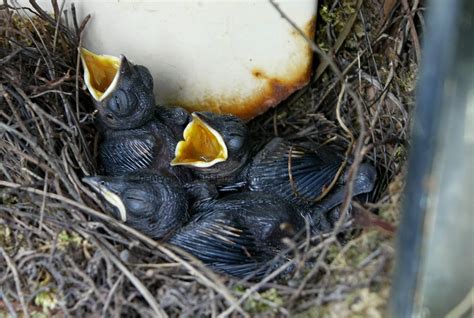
<box><xmin>227</xmin><ymin>135</ymin><xmax>244</xmax><ymax>151</ymax></box>
<box><xmin>107</xmin><ymin>89</ymin><xmax>136</xmax><ymax>117</ymax></box>
<box><xmin>123</xmin><ymin>188</ymin><xmax>153</xmax><ymax>215</ymax></box>
<box><xmin>114</xmin><ymin>96</ymin><xmax>120</xmax><ymax>109</ymax></box>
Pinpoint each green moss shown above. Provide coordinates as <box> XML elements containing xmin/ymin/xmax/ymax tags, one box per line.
<box><xmin>57</xmin><ymin>230</ymin><xmax>82</xmax><ymax>250</ymax></box>
<box><xmin>0</xmin><ymin>191</ymin><xmax>18</xmax><ymax>206</ymax></box>
<box><xmin>315</xmin><ymin>0</ymin><xmax>366</xmax><ymax>57</ymax></box>
<box><xmin>396</xmin><ymin>63</ymin><xmax>418</xmax><ymax>95</ymax></box>
<box><xmin>0</xmin><ymin>225</ymin><xmax>12</xmax><ymax>248</ymax></box>
<box><xmin>241</xmin><ymin>288</ymin><xmax>284</xmax><ymax>314</ymax></box>
<box><xmin>325</xmin><ymin>242</ymin><xmax>342</xmax><ymax>263</ymax></box>
<box><xmin>295</xmin><ymin>287</ymin><xmax>389</xmax><ymax>318</ymax></box>
<box><xmin>0</xmin><ymin>224</ymin><xmax>26</xmax><ymax>252</ymax></box>
<box><xmin>34</xmin><ymin>289</ymin><xmax>58</xmax><ymax>311</ymax></box>
<box><xmin>294</xmin><ymin>306</ymin><xmax>323</xmax><ymax>318</ymax></box>
<box><xmin>232</xmin><ymin>284</ymin><xmax>246</xmax><ymax>293</ymax></box>
<box><xmin>343</xmin><ymin>232</ymin><xmax>381</xmax><ymax>267</ymax></box>
<box><xmin>319</xmin><ymin>1</ymin><xmax>357</xmax><ymax>35</ymax></box>
<box><xmin>31</xmin><ymin>268</ymin><xmax>60</xmax><ymax>314</ymax></box>
<box><xmin>261</xmin><ymin>288</ymin><xmax>284</xmax><ymax>306</ymax></box>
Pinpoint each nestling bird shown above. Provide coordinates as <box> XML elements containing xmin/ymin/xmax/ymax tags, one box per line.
<box><xmin>81</xmin><ymin>49</ymin><xmax>191</xmax><ymax>181</ymax></box>
<box><xmin>244</xmin><ymin>138</ymin><xmax>377</xmax><ymax>205</ymax></box>
<box><xmin>168</xmin><ymin>190</ymin><xmax>336</xmax><ymax>278</ymax></box>
<box><xmin>83</xmin><ymin>172</ymin><xmax>336</xmax><ymax>278</ymax></box>
<box><xmin>171</xmin><ymin>115</ymin><xmax>377</xmax><ymax>205</ymax></box>
<box><xmin>82</xmin><ymin>172</ymin><xmax>189</xmax><ymax>239</ymax></box>
<box><xmin>171</xmin><ymin>111</ymin><xmax>249</xmax><ymax>185</ymax></box>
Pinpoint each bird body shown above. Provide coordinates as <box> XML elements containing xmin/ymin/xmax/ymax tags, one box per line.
<box><xmin>83</xmin><ymin>173</ymin><xmax>189</xmax><ymax>239</ymax></box>
<box><xmin>82</xmin><ymin>49</ymin><xmax>192</xmax><ymax>181</ymax></box>
<box><xmin>169</xmin><ymin>192</ymin><xmax>322</xmax><ymax>278</ymax></box>
<box><xmin>99</xmin><ymin>118</ymin><xmax>192</xmax><ymax>182</ymax></box>
<box><xmin>83</xmin><ymin>174</ymin><xmax>334</xmax><ymax>278</ymax></box>
<box><xmin>175</xmin><ymin>133</ymin><xmax>377</xmax><ymax>207</ymax></box>
<box><xmin>243</xmin><ymin>138</ymin><xmax>377</xmax><ymax>206</ymax></box>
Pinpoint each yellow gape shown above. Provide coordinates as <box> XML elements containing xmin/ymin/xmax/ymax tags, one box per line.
<box><xmin>171</xmin><ymin>113</ymin><xmax>228</xmax><ymax>168</ymax></box>
<box><xmin>80</xmin><ymin>48</ymin><xmax>120</xmax><ymax>101</ymax></box>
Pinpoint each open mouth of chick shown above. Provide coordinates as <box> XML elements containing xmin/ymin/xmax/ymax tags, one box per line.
<box><xmin>171</xmin><ymin>113</ymin><xmax>228</xmax><ymax>168</ymax></box>
<box><xmin>81</xmin><ymin>48</ymin><xmax>121</xmax><ymax>101</ymax></box>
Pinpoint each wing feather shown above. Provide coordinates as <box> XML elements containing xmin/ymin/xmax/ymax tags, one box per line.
<box><xmin>100</xmin><ymin>134</ymin><xmax>155</xmax><ymax>176</ymax></box>
<box><xmin>168</xmin><ymin>213</ymin><xmax>270</xmax><ymax>278</ymax></box>
<box><xmin>248</xmin><ymin>138</ymin><xmax>344</xmax><ymax>204</ymax></box>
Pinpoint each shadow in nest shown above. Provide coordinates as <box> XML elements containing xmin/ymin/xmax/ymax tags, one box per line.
<box><xmin>0</xmin><ymin>0</ymin><xmax>418</xmax><ymax>316</ymax></box>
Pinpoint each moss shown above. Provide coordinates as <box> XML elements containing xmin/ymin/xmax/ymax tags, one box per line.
<box><xmin>296</xmin><ymin>287</ymin><xmax>390</xmax><ymax>318</ymax></box>
<box><xmin>295</xmin><ymin>307</ymin><xmax>322</xmax><ymax>318</ymax></box>
<box><xmin>236</xmin><ymin>288</ymin><xmax>284</xmax><ymax>314</ymax></box>
<box><xmin>0</xmin><ymin>191</ymin><xmax>18</xmax><ymax>206</ymax></box>
<box><xmin>57</xmin><ymin>230</ymin><xmax>83</xmax><ymax>251</ymax></box>
<box><xmin>232</xmin><ymin>284</ymin><xmax>246</xmax><ymax>293</ymax></box>
<box><xmin>318</xmin><ymin>1</ymin><xmax>367</xmax><ymax>51</ymax></box>
<box><xmin>0</xmin><ymin>224</ymin><xmax>26</xmax><ymax>252</ymax></box>
<box><xmin>34</xmin><ymin>289</ymin><xmax>59</xmax><ymax>311</ymax></box>
<box><xmin>319</xmin><ymin>1</ymin><xmax>357</xmax><ymax>35</ymax></box>
<box><xmin>30</xmin><ymin>312</ymin><xmax>51</xmax><ymax>318</ymax></box>
<box><xmin>0</xmin><ymin>225</ymin><xmax>12</xmax><ymax>249</ymax></box>
<box><xmin>396</xmin><ymin>62</ymin><xmax>419</xmax><ymax>96</ymax></box>
<box><xmin>33</xmin><ymin>269</ymin><xmax>59</xmax><ymax>313</ymax></box>
<box><xmin>325</xmin><ymin>241</ymin><xmax>342</xmax><ymax>263</ymax></box>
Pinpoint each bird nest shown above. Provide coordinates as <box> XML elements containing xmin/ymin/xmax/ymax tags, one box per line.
<box><xmin>0</xmin><ymin>0</ymin><xmax>419</xmax><ymax>316</ymax></box>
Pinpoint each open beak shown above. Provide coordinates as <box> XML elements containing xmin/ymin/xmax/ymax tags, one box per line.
<box><xmin>82</xmin><ymin>177</ymin><xmax>127</xmax><ymax>222</ymax></box>
<box><xmin>80</xmin><ymin>48</ymin><xmax>121</xmax><ymax>101</ymax></box>
<box><xmin>171</xmin><ymin>113</ymin><xmax>228</xmax><ymax>168</ymax></box>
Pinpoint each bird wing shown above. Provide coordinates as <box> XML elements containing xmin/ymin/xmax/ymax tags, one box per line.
<box><xmin>168</xmin><ymin>214</ymin><xmax>271</xmax><ymax>278</ymax></box>
<box><xmin>100</xmin><ymin>132</ymin><xmax>155</xmax><ymax>176</ymax></box>
<box><xmin>247</xmin><ymin>138</ymin><xmax>345</xmax><ymax>204</ymax></box>
<box><xmin>216</xmin><ymin>181</ymin><xmax>247</xmax><ymax>193</ymax></box>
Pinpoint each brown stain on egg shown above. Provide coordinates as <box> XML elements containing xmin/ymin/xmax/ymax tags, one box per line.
<box><xmin>168</xmin><ymin>15</ymin><xmax>316</xmax><ymax>121</ymax></box>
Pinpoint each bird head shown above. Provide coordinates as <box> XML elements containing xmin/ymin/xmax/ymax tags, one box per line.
<box><xmin>343</xmin><ymin>162</ymin><xmax>377</xmax><ymax>195</ymax></box>
<box><xmin>82</xmin><ymin>173</ymin><xmax>188</xmax><ymax>239</ymax></box>
<box><xmin>170</xmin><ymin>112</ymin><xmax>249</xmax><ymax>174</ymax></box>
<box><xmin>81</xmin><ymin>48</ymin><xmax>155</xmax><ymax>129</ymax></box>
